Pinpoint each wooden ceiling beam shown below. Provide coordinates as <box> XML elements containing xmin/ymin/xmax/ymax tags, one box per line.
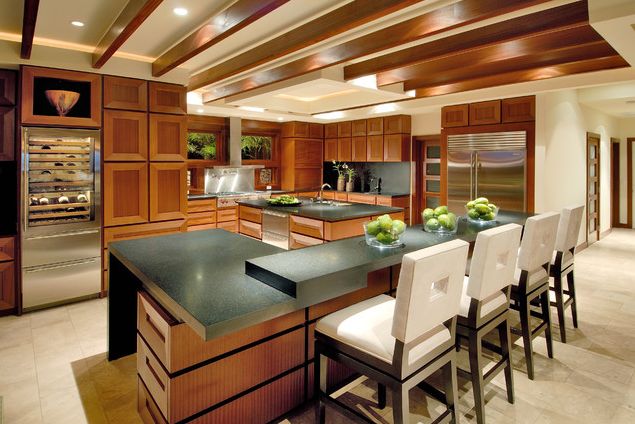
<box><xmin>413</xmin><ymin>55</ymin><xmax>629</xmax><ymax>98</ymax></box>
<box><xmin>20</xmin><ymin>0</ymin><xmax>40</xmax><ymax>59</ymax></box>
<box><xmin>189</xmin><ymin>0</ymin><xmax>422</xmax><ymax>90</ymax></box>
<box><xmin>344</xmin><ymin>0</ymin><xmax>589</xmax><ymax>81</ymax></box>
<box><xmin>92</xmin><ymin>0</ymin><xmax>163</xmax><ymax>69</ymax></box>
<box><xmin>200</xmin><ymin>0</ymin><xmax>551</xmax><ymax>101</ymax></box>
<box><xmin>152</xmin><ymin>0</ymin><xmax>290</xmax><ymax>77</ymax></box>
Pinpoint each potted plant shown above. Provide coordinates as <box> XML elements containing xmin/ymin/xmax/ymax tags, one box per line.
<box><xmin>333</xmin><ymin>161</ymin><xmax>346</xmax><ymax>191</ymax></box>
<box><xmin>346</xmin><ymin>167</ymin><xmax>356</xmax><ymax>192</ymax></box>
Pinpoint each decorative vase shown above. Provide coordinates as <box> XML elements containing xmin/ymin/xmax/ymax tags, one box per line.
<box><xmin>45</xmin><ymin>90</ymin><xmax>80</xmax><ymax>116</ymax></box>
<box><xmin>337</xmin><ymin>177</ymin><xmax>345</xmax><ymax>191</ymax></box>
<box><xmin>346</xmin><ymin>181</ymin><xmax>354</xmax><ymax>192</ymax></box>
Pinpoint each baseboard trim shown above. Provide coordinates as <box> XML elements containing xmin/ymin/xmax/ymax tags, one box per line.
<box><xmin>600</xmin><ymin>228</ymin><xmax>612</xmax><ymax>239</ymax></box>
<box><xmin>613</xmin><ymin>223</ymin><xmax>630</xmax><ymax>229</ymax></box>
<box><xmin>576</xmin><ymin>241</ymin><xmax>588</xmax><ymax>253</ymax></box>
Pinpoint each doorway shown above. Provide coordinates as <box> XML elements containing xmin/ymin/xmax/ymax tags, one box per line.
<box><xmin>586</xmin><ymin>133</ymin><xmax>600</xmax><ymax>244</ymax></box>
<box><xmin>611</xmin><ymin>138</ymin><xmax>621</xmax><ymax>228</ymax></box>
<box><xmin>412</xmin><ymin>135</ymin><xmax>441</xmax><ymax>224</ymax></box>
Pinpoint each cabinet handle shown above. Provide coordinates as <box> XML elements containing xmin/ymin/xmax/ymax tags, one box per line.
<box><xmin>145</xmin><ymin>399</ymin><xmax>162</xmax><ymax>424</ymax></box>
<box><xmin>145</xmin><ymin>313</ymin><xmax>166</xmax><ymax>343</ymax></box>
<box><xmin>145</xmin><ymin>357</ymin><xmax>165</xmax><ymax>391</ymax></box>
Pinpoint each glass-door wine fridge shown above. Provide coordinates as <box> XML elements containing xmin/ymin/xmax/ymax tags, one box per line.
<box><xmin>21</xmin><ymin>127</ymin><xmax>101</xmax><ymax>310</ymax></box>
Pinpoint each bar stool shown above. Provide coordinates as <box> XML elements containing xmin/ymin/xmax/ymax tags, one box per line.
<box><xmin>550</xmin><ymin>205</ymin><xmax>584</xmax><ymax>343</ymax></box>
<box><xmin>456</xmin><ymin>223</ymin><xmax>522</xmax><ymax>424</ymax></box>
<box><xmin>314</xmin><ymin>239</ymin><xmax>469</xmax><ymax>424</ymax></box>
<box><xmin>510</xmin><ymin>211</ymin><xmax>560</xmax><ymax>380</ymax></box>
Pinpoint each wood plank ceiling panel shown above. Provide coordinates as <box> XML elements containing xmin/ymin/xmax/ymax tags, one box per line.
<box><xmin>152</xmin><ymin>0</ymin><xmax>290</xmax><ymax>77</ymax></box>
<box><xmin>20</xmin><ymin>0</ymin><xmax>40</xmax><ymax>59</ymax></box>
<box><xmin>93</xmin><ymin>0</ymin><xmax>163</xmax><ymax>68</ymax></box>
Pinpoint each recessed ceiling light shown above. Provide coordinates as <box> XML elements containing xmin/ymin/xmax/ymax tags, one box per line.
<box><xmin>196</xmin><ymin>108</ymin><xmax>204</xmax><ymax>113</ymax></box>
<box><xmin>238</xmin><ymin>106</ymin><xmax>265</xmax><ymax>113</ymax></box>
<box><xmin>348</xmin><ymin>75</ymin><xmax>377</xmax><ymax>90</ymax></box>
<box><xmin>71</xmin><ymin>21</ymin><xmax>84</xmax><ymax>27</ymax></box>
<box><xmin>313</xmin><ymin>111</ymin><xmax>344</xmax><ymax>120</ymax></box>
<box><xmin>173</xmin><ymin>7</ymin><xmax>188</xmax><ymax>16</ymax></box>
<box><xmin>277</xmin><ymin>117</ymin><xmax>284</xmax><ymax>121</ymax></box>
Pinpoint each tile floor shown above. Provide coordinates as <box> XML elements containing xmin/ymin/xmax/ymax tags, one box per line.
<box><xmin>1</xmin><ymin>228</ymin><xmax>634</xmax><ymax>423</ymax></box>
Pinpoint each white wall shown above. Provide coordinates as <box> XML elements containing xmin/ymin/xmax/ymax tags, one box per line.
<box><xmin>411</xmin><ymin>111</ymin><xmax>441</xmax><ymax>136</ymax></box>
<box><xmin>535</xmin><ymin>90</ymin><xmax>619</xmax><ymax>244</ymax></box>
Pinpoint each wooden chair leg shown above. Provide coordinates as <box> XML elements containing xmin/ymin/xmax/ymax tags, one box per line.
<box><xmin>554</xmin><ymin>275</ymin><xmax>567</xmax><ymax>343</ymax></box>
<box><xmin>468</xmin><ymin>329</ymin><xmax>486</xmax><ymax>424</ymax></box>
<box><xmin>498</xmin><ymin>318</ymin><xmax>515</xmax><ymax>404</ymax></box>
<box><xmin>378</xmin><ymin>383</ymin><xmax>386</xmax><ymax>409</ymax></box>
<box><xmin>519</xmin><ymin>294</ymin><xmax>535</xmax><ymax>380</ymax></box>
<box><xmin>392</xmin><ymin>386</ymin><xmax>410</xmax><ymax>424</ymax></box>
<box><xmin>568</xmin><ymin>270</ymin><xmax>579</xmax><ymax>328</ymax></box>
<box><xmin>540</xmin><ymin>290</ymin><xmax>554</xmax><ymax>359</ymax></box>
<box><xmin>443</xmin><ymin>355</ymin><xmax>460</xmax><ymax>424</ymax></box>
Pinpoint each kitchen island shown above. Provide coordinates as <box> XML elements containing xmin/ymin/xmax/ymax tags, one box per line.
<box><xmin>108</xmin><ymin>211</ymin><xmax>530</xmax><ymax>423</ymax></box>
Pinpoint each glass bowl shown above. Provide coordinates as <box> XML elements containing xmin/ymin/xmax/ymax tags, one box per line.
<box><xmin>465</xmin><ymin>204</ymin><xmax>499</xmax><ymax>224</ymax></box>
<box><xmin>421</xmin><ymin>212</ymin><xmax>459</xmax><ymax>235</ymax></box>
<box><xmin>363</xmin><ymin>221</ymin><xmax>404</xmax><ymax>248</ymax></box>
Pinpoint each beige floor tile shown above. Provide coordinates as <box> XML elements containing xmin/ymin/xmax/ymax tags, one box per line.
<box><xmin>0</xmin><ymin>378</ymin><xmax>42</xmax><ymax>424</ymax></box>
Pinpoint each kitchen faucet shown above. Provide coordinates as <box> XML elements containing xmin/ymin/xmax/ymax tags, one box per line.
<box><xmin>317</xmin><ymin>183</ymin><xmax>331</xmax><ymax>202</ymax></box>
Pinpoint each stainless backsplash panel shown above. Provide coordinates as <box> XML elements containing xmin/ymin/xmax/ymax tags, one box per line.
<box><xmin>204</xmin><ymin>167</ymin><xmax>256</xmax><ymax>193</ymax></box>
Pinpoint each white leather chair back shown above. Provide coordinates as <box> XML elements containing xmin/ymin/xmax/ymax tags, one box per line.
<box><xmin>467</xmin><ymin>224</ymin><xmax>522</xmax><ymax>301</ymax></box>
<box><xmin>518</xmin><ymin>212</ymin><xmax>560</xmax><ymax>272</ymax></box>
<box><xmin>554</xmin><ymin>205</ymin><xmax>584</xmax><ymax>253</ymax></box>
<box><xmin>392</xmin><ymin>239</ymin><xmax>468</xmax><ymax>344</ymax></box>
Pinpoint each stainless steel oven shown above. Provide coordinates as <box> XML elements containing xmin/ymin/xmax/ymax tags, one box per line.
<box><xmin>261</xmin><ymin>210</ymin><xmax>289</xmax><ymax>250</ymax></box>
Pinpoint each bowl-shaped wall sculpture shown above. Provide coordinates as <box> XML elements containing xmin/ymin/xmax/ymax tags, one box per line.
<box><xmin>44</xmin><ymin>90</ymin><xmax>80</xmax><ymax>117</ymax></box>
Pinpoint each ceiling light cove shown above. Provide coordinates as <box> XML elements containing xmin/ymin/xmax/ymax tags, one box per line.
<box><xmin>313</xmin><ymin>111</ymin><xmax>344</xmax><ymax>120</ymax></box>
<box><xmin>173</xmin><ymin>7</ymin><xmax>188</xmax><ymax>16</ymax></box>
<box><xmin>239</xmin><ymin>106</ymin><xmax>266</xmax><ymax>112</ymax></box>
<box><xmin>372</xmin><ymin>103</ymin><xmax>397</xmax><ymax>114</ymax></box>
<box><xmin>71</xmin><ymin>21</ymin><xmax>84</xmax><ymax>27</ymax></box>
<box><xmin>348</xmin><ymin>75</ymin><xmax>377</xmax><ymax>90</ymax></box>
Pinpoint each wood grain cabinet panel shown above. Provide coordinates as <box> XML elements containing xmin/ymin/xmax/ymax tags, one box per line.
<box><xmin>0</xmin><ymin>70</ymin><xmax>16</xmax><ymax>106</ymax></box>
<box><xmin>337</xmin><ymin>121</ymin><xmax>352</xmax><ymax>137</ymax></box>
<box><xmin>383</xmin><ymin>134</ymin><xmax>409</xmax><ymax>162</ymax></box>
<box><xmin>104</xmin><ymin>162</ymin><xmax>148</xmax><ymax>227</ymax></box>
<box><xmin>239</xmin><ymin>205</ymin><xmax>262</xmax><ymax>223</ymax></box>
<box><xmin>103</xmin><ymin>76</ymin><xmax>147</xmax><ymax>111</ymax></box>
<box><xmin>149</xmin><ymin>163</ymin><xmax>187</xmax><ymax>222</ymax></box>
<box><xmin>367</xmin><ymin>117</ymin><xmax>383</xmax><ymax>135</ymax></box>
<box><xmin>351</xmin><ymin>119</ymin><xmax>367</xmax><ymax>136</ymax></box>
<box><xmin>0</xmin><ymin>107</ymin><xmax>15</xmax><ymax>161</ymax></box>
<box><xmin>469</xmin><ymin>100</ymin><xmax>501</xmax><ymax>126</ymax></box>
<box><xmin>281</xmin><ymin>121</ymin><xmax>309</xmax><ymax>138</ymax></box>
<box><xmin>351</xmin><ymin>136</ymin><xmax>367</xmax><ymax>162</ymax></box>
<box><xmin>292</xmin><ymin>168</ymin><xmax>322</xmax><ymax>190</ymax></box>
<box><xmin>239</xmin><ymin>220</ymin><xmax>261</xmax><ymax>239</ymax></box>
<box><xmin>289</xmin><ymin>232</ymin><xmax>323</xmax><ymax>249</ymax></box>
<box><xmin>309</xmin><ymin>123</ymin><xmax>324</xmax><ymax>138</ymax></box>
<box><xmin>103</xmin><ymin>220</ymin><xmax>186</xmax><ymax>248</ymax></box>
<box><xmin>337</xmin><ymin>137</ymin><xmax>352</xmax><ymax>162</ymax></box>
<box><xmin>0</xmin><ymin>261</ymin><xmax>15</xmax><ymax>311</ymax></box>
<box><xmin>441</xmin><ymin>104</ymin><xmax>469</xmax><ymax>128</ymax></box>
<box><xmin>0</xmin><ymin>237</ymin><xmax>14</xmax><ymax>262</ymax></box>
<box><xmin>290</xmin><ymin>215</ymin><xmax>323</xmax><ymax>239</ymax></box>
<box><xmin>366</xmin><ymin>135</ymin><xmax>384</xmax><ymax>162</ymax></box>
<box><xmin>502</xmin><ymin>96</ymin><xmax>535</xmax><ymax>123</ymax></box>
<box><xmin>324</xmin><ymin>123</ymin><xmax>338</xmax><ymax>138</ymax></box>
<box><xmin>323</xmin><ymin>138</ymin><xmax>337</xmax><ymax>162</ymax></box>
<box><xmin>293</xmin><ymin>138</ymin><xmax>323</xmax><ymax>166</ymax></box>
<box><xmin>149</xmin><ymin>114</ymin><xmax>187</xmax><ymax>161</ymax></box>
<box><xmin>148</xmin><ymin>82</ymin><xmax>186</xmax><ymax>114</ymax></box>
<box><xmin>347</xmin><ymin>193</ymin><xmax>375</xmax><ymax>205</ymax></box>
<box><xmin>383</xmin><ymin>115</ymin><xmax>411</xmax><ymax>134</ymax></box>
<box><xmin>103</xmin><ymin>110</ymin><xmax>148</xmax><ymax>161</ymax></box>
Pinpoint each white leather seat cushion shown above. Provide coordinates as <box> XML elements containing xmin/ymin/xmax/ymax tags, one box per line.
<box><xmin>459</xmin><ymin>276</ymin><xmax>508</xmax><ymax>318</ymax></box>
<box><xmin>315</xmin><ymin>294</ymin><xmax>451</xmax><ymax>365</ymax></box>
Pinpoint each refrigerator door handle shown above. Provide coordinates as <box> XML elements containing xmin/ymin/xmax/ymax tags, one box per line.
<box><xmin>25</xmin><ymin>229</ymin><xmax>100</xmax><ymax>241</ymax></box>
<box><xmin>474</xmin><ymin>152</ymin><xmax>479</xmax><ymax>198</ymax></box>
<box><xmin>24</xmin><ymin>257</ymin><xmax>99</xmax><ymax>273</ymax></box>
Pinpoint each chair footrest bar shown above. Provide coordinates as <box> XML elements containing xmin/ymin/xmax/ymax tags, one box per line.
<box><xmin>483</xmin><ymin>359</ymin><xmax>508</xmax><ymax>384</ymax></box>
<box><xmin>456</xmin><ymin>367</ymin><xmax>472</xmax><ymax>379</ymax></box>
<box><xmin>417</xmin><ymin>381</ymin><xmax>446</xmax><ymax>404</ymax></box>
<box><xmin>531</xmin><ymin>321</ymin><xmax>548</xmax><ymax>339</ymax></box>
<box><xmin>481</xmin><ymin>339</ymin><xmax>503</xmax><ymax>356</ymax></box>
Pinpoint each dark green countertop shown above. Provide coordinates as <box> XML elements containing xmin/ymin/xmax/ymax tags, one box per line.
<box><xmin>238</xmin><ymin>198</ymin><xmax>403</xmax><ymax>222</ymax></box>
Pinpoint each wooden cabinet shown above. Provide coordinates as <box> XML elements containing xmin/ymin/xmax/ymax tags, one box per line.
<box><xmin>150</xmin><ymin>163</ymin><xmax>187</xmax><ymax>222</ymax></box>
<box><xmin>149</xmin><ymin>114</ymin><xmax>187</xmax><ymax>161</ymax></box>
<box><xmin>282</xmin><ymin>138</ymin><xmax>323</xmax><ymax>190</ymax></box>
<box><xmin>337</xmin><ymin>121</ymin><xmax>352</xmax><ymax>137</ymax></box>
<box><xmin>289</xmin><ymin>232</ymin><xmax>323</xmax><ymax>249</ymax></box>
<box><xmin>293</xmin><ymin>138</ymin><xmax>322</xmax><ymax>166</ymax></box>
<box><xmin>469</xmin><ymin>100</ymin><xmax>501</xmax><ymax>126</ymax></box>
<box><xmin>351</xmin><ymin>119</ymin><xmax>367</xmax><ymax>136</ymax></box>
<box><xmin>337</xmin><ymin>138</ymin><xmax>352</xmax><ymax>162</ymax></box>
<box><xmin>282</xmin><ymin>121</ymin><xmax>308</xmax><ymax>138</ymax></box>
<box><xmin>104</xmin><ymin>162</ymin><xmax>149</xmax><ymax>226</ymax></box>
<box><xmin>324</xmin><ymin>123</ymin><xmax>338</xmax><ymax>138</ymax></box>
<box><xmin>239</xmin><ymin>205</ymin><xmax>262</xmax><ymax>224</ymax></box>
<box><xmin>0</xmin><ymin>107</ymin><xmax>15</xmax><ymax>161</ymax></box>
<box><xmin>441</xmin><ymin>104</ymin><xmax>469</xmax><ymax>128</ymax></box>
<box><xmin>324</xmin><ymin>138</ymin><xmax>337</xmax><ymax>161</ymax></box>
<box><xmin>383</xmin><ymin>115</ymin><xmax>411</xmax><ymax>135</ymax></box>
<box><xmin>502</xmin><ymin>96</ymin><xmax>535</xmax><ymax>123</ymax></box>
<box><xmin>291</xmin><ymin>168</ymin><xmax>322</xmax><ymax>190</ymax></box>
<box><xmin>367</xmin><ymin>117</ymin><xmax>383</xmax><ymax>135</ymax></box>
<box><xmin>290</xmin><ymin>215</ymin><xmax>324</xmax><ymax>239</ymax></box>
<box><xmin>0</xmin><ymin>236</ymin><xmax>15</xmax><ymax>312</ymax></box>
<box><xmin>347</xmin><ymin>193</ymin><xmax>376</xmax><ymax>205</ymax></box>
<box><xmin>352</xmin><ymin>136</ymin><xmax>367</xmax><ymax>162</ymax></box>
<box><xmin>366</xmin><ymin>135</ymin><xmax>384</xmax><ymax>162</ymax></box>
<box><xmin>103</xmin><ymin>76</ymin><xmax>147</xmax><ymax>111</ymax></box>
<box><xmin>0</xmin><ymin>70</ymin><xmax>16</xmax><ymax>106</ymax></box>
<box><xmin>103</xmin><ymin>110</ymin><xmax>148</xmax><ymax>161</ymax></box>
<box><xmin>148</xmin><ymin>82</ymin><xmax>186</xmax><ymax>114</ymax></box>
<box><xmin>239</xmin><ymin>220</ymin><xmax>262</xmax><ymax>239</ymax></box>
<box><xmin>104</xmin><ymin>221</ymin><xmax>186</xmax><ymax>248</ymax></box>
<box><xmin>383</xmin><ymin>134</ymin><xmax>409</xmax><ymax>162</ymax></box>
<box><xmin>309</xmin><ymin>123</ymin><xmax>324</xmax><ymax>139</ymax></box>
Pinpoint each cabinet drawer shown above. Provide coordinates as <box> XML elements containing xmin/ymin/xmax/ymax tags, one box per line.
<box><xmin>186</xmin><ymin>223</ymin><xmax>217</xmax><ymax>232</ymax></box>
<box><xmin>103</xmin><ymin>220</ymin><xmax>186</xmax><ymax>248</ymax></box>
<box><xmin>334</xmin><ymin>192</ymin><xmax>348</xmax><ymax>202</ymax></box>
<box><xmin>217</xmin><ymin>207</ymin><xmax>237</xmax><ymax>222</ymax></box>
<box><xmin>290</xmin><ymin>232</ymin><xmax>323</xmax><ymax>249</ymax></box>
<box><xmin>290</xmin><ymin>215</ymin><xmax>323</xmax><ymax>239</ymax></box>
<box><xmin>347</xmin><ymin>193</ymin><xmax>376</xmax><ymax>205</ymax></box>
<box><xmin>375</xmin><ymin>196</ymin><xmax>392</xmax><ymax>206</ymax></box>
<box><xmin>239</xmin><ymin>220</ymin><xmax>261</xmax><ymax>239</ymax></box>
<box><xmin>217</xmin><ymin>220</ymin><xmax>238</xmax><ymax>232</ymax></box>
<box><xmin>137</xmin><ymin>337</ymin><xmax>169</xmax><ymax>419</ymax></box>
<box><xmin>138</xmin><ymin>377</ymin><xmax>168</xmax><ymax>424</ymax></box>
<box><xmin>187</xmin><ymin>211</ymin><xmax>216</xmax><ymax>226</ymax></box>
<box><xmin>138</xmin><ymin>292</ymin><xmax>182</xmax><ymax>368</ymax></box>
<box><xmin>239</xmin><ymin>206</ymin><xmax>262</xmax><ymax>223</ymax></box>
<box><xmin>187</xmin><ymin>198</ymin><xmax>216</xmax><ymax>213</ymax></box>
<box><xmin>0</xmin><ymin>236</ymin><xmax>15</xmax><ymax>262</ymax></box>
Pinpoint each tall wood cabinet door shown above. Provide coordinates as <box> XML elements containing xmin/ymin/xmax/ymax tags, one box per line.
<box><xmin>324</xmin><ymin>123</ymin><xmax>338</xmax><ymax>139</ymax></box>
<box><xmin>0</xmin><ymin>107</ymin><xmax>15</xmax><ymax>161</ymax></box>
<box><xmin>103</xmin><ymin>76</ymin><xmax>148</xmax><ymax>111</ymax></box>
<box><xmin>294</xmin><ymin>138</ymin><xmax>323</xmax><ymax>166</ymax></box>
<box><xmin>0</xmin><ymin>261</ymin><xmax>15</xmax><ymax>311</ymax></box>
<box><xmin>384</xmin><ymin>134</ymin><xmax>409</xmax><ymax>162</ymax></box>
<box><xmin>150</xmin><ymin>163</ymin><xmax>187</xmax><ymax>222</ymax></box>
<box><xmin>148</xmin><ymin>82</ymin><xmax>186</xmax><ymax>114</ymax></box>
<box><xmin>324</xmin><ymin>138</ymin><xmax>338</xmax><ymax>161</ymax></box>
<box><xmin>337</xmin><ymin>121</ymin><xmax>352</xmax><ymax>137</ymax></box>
<box><xmin>0</xmin><ymin>70</ymin><xmax>16</xmax><ymax>106</ymax></box>
<box><xmin>366</xmin><ymin>135</ymin><xmax>384</xmax><ymax>162</ymax></box>
<box><xmin>337</xmin><ymin>138</ymin><xmax>352</xmax><ymax>161</ymax></box>
<box><xmin>352</xmin><ymin>136</ymin><xmax>367</xmax><ymax>162</ymax></box>
<box><xmin>104</xmin><ymin>163</ymin><xmax>148</xmax><ymax>227</ymax></box>
<box><xmin>441</xmin><ymin>104</ymin><xmax>468</xmax><ymax>128</ymax></box>
<box><xmin>383</xmin><ymin>115</ymin><xmax>411</xmax><ymax>134</ymax></box>
<box><xmin>104</xmin><ymin>110</ymin><xmax>148</xmax><ymax>161</ymax></box>
<box><xmin>351</xmin><ymin>119</ymin><xmax>367</xmax><ymax>136</ymax></box>
<box><xmin>367</xmin><ymin>117</ymin><xmax>383</xmax><ymax>135</ymax></box>
<box><xmin>149</xmin><ymin>114</ymin><xmax>187</xmax><ymax>161</ymax></box>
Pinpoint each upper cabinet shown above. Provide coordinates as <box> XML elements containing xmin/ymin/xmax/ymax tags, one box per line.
<box><xmin>469</xmin><ymin>100</ymin><xmax>501</xmax><ymax>126</ymax></box>
<box><xmin>0</xmin><ymin>70</ymin><xmax>16</xmax><ymax>106</ymax></box>
<box><xmin>337</xmin><ymin>121</ymin><xmax>352</xmax><ymax>137</ymax></box>
<box><xmin>502</xmin><ymin>96</ymin><xmax>536</xmax><ymax>123</ymax></box>
<box><xmin>0</xmin><ymin>107</ymin><xmax>15</xmax><ymax>161</ymax></box>
<box><xmin>441</xmin><ymin>104</ymin><xmax>469</xmax><ymax>128</ymax></box>
<box><xmin>149</xmin><ymin>114</ymin><xmax>187</xmax><ymax>161</ymax></box>
<box><xmin>383</xmin><ymin>134</ymin><xmax>409</xmax><ymax>162</ymax></box>
<box><xmin>103</xmin><ymin>110</ymin><xmax>148</xmax><ymax>161</ymax></box>
<box><xmin>383</xmin><ymin>115</ymin><xmax>411</xmax><ymax>135</ymax></box>
<box><xmin>148</xmin><ymin>82</ymin><xmax>186</xmax><ymax>115</ymax></box>
<box><xmin>104</xmin><ymin>76</ymin><xmax>148</xmax><ymax>111</ymax></box>
<box><xmin>282</xmin><ymin>121</ymin><xmax>323</xmax><ymax>138</ymax></box>
<box><xmin>324</xmin><ymin>138</ymin><xmax>338</xmax><ymax>162</ymax></box>
<box><xmin>351</xmin><ymin>119</ymin><xmax>367</xmax><ymax>136</ymax></box>
<box><xmin>324</xmin><ymin>123</ymin><xmax>338</xmax><ymax>138</ymax></box>
<box><xmin>442</xmin><ymin>96</ymin><xmax>535</xmax><ymax>128</ymax></box>
<box><xmin>367</xmin><ymin>117</ymin><xmax>383</xmax><ymax>135</ymax></box>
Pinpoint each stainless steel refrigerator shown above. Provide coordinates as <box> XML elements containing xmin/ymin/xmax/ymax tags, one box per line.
<box><xmin>447</xmin><ymin>131</ymin><xmax>526</xmax><ymax>214</ymax></box>
<box><xmin>21</xmin><ymin>127</ymin><xmax>101</xmax><ymax>310</ymax></box>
